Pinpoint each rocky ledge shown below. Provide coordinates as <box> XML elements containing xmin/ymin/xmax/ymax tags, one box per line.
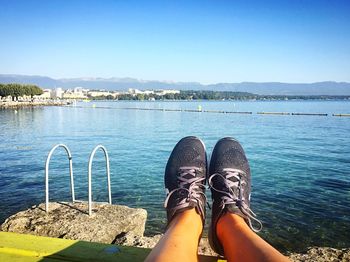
<box><xmin>1</xmin><ymin>202</ymin><xmax>349</xmax><ymax>261</ymax></box>
<box><xmin>0</xmin><ymin>100</ymin><xmax>68</xmax><ymax>108</ymax></box>
<box><xmin>288</xmin><ymin>247</ymin><xmax>350</xmax><ymax>262</ymax></box>
<box><xmin>1</xmin><ymin>202</ymin><xmax>147</xmax><ymax>243</ymax></box>
<box><xmin>114</xmin><ymin>232</ymin><xmax>350</xmax><ymax>261</ymax></box>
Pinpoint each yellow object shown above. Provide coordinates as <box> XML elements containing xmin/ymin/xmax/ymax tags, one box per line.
<box><xmin>0</xmin><ymin>232</ymin><xmax>149</xmax><ymax>261</ymax></box>
<box><xmin>0</xmin><ymin>232</ymin><xmax>224</xmax><ymax>261</ymax></box>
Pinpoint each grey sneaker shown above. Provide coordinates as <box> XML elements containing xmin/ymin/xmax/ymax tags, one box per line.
<box><xmin>208</xmin><ymin>137</ymin><xmax>262</xmax><ymax>256</ymax></box>
<box><xmin>164</xmin><ymin>136</ymin><xmax>207</xmax><ymax>226</ymax></box>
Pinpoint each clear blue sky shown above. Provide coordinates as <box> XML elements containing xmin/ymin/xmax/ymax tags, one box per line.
<box><xmin>0</xmin><ymin>0</ymin><xmax>349</xmax><ymax>84</ymax></box>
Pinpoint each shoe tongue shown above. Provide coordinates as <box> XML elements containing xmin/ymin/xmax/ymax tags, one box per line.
<box><xmin>213</xmin><ymin>172</ymin><xmax>235</xmax><ymax>193</ymax></box>
<box><xmin>217</xmin><ymin>180</ymin><xmax>231</xmax><ymax>193</ymax></box>
<box><xmin>182</xmin><ymin>172</ymin><xmax>196</xmax><ymax>179</ymax></box>
<box><xmin>179</xmin><ymin>175</ymin><xmax>196</xmax><ymax>190</ymax></box>
<box><xmin>178</xmin><ymin>189</ymin><xmax>189</xmax><ymax>198</ymax></box>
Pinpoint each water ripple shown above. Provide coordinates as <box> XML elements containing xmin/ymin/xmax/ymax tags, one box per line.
<box><xmin>0</xmin><ymin>101</ymin><xmax>350</xmax><ymax>251</ymax></box>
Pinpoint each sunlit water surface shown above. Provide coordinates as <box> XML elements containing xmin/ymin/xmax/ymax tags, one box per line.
<box><xmin>0</xmin><ymin>100</ymin><xmax>349</xmax><ymax>251</ymax></box>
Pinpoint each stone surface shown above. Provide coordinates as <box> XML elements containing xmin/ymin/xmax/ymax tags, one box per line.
<box><xmin>288</xmin><ymin>247</ymin><xmax>350</xmax><ymax>262</ymax></box>
<box><xmin>1</xmin><ymin>202</ymin><xmax>147</xmax><ymax>244</ymax></box>
<box><xmin>2</xmin><ymin>203</ymin><xmax>349</xmax><ymax>261</ymax></box>
<box><xmin>114</xmin><ymin>232</ymin><xmax>163</xmax><ymax>249</ymax></box>
<box><xmin>115</xmin><ymin>234</ymin><xmax>350</xmax><ymax>261</ymax></box>
<box><xmin>114</xmin><ymin>233</ymin><xmax>217</xmax><ymax>256</ymax></box>
<box><xmin>0</xmin><ymin>100</ymin><xmax>68</xmax><ymax>108</ymax></box>
<box><xmin>198</xmin><ymin>237</ymin><xmax>218</xmax><ymax>256</ymax></box>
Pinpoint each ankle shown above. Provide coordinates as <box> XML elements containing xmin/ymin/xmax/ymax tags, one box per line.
<box><xmin>217</xmin><ymin>212</ymin><xmax>247</xmax><ymax>238</ymax></box>
<box><xmin>168</xmin><ymin>208</ymin><xmax>203</xmax><ymax>236</ymax></box>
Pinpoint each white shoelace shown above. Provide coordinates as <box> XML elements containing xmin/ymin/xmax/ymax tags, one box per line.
<box><xmin>208</xmin><ymin>168</ymin><xmax>263</xmax><ymax>232</ymax></box>
<box><xmin>164</xmin><ymin>166</ymin><xmax>206</xmax><ymax>216</ymax></box>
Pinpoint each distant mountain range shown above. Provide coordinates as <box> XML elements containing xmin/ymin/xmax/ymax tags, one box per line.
<box><xmin>1</xmin><ymin>74</ymin><xmax>350</xmax><ymax>95</ymax></box>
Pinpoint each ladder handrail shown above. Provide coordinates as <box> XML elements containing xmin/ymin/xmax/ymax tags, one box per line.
<box><xmin>45</xmin><ymin>144</ymin><xmax>75</xmax><ymax>213</ymax></box>
<box><xmin>88</xmin><ymin>145</ymin><xmax>112</xmax><ymax>216</ymax></box>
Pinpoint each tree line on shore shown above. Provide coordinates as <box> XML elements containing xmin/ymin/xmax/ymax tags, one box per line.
<box><xmin>0</xmin><ymin>83</ymin><xmax>43</xmax><ymax>101</ymax></box>
<box><xmin>92</xmin><ymin>90</ymin><xmax>350</xmax><ymax>101</ymax></box>
<box><xmin>92</xmin><ymin>90</ymin><xmax>258</xmax><ymax>101</ymax></box>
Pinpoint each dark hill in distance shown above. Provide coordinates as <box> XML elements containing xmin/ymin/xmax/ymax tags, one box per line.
<box><xmin>1</xmin><ymin>74</ymin><xmax>350</xmax><ymax>95</ymax></box>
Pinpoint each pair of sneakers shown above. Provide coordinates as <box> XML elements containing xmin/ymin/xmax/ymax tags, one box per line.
<box><xmin>164</xmin><ymin>136</ymin><xmax>262</xmax><ymax>256</ymax></box>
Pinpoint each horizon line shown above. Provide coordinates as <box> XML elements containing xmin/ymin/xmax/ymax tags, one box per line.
<box><xmin>1</xmin><ymin>73</ymin><xmax>349</xmax><ymax>85</ymax></box>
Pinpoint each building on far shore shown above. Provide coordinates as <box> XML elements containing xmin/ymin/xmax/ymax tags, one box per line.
<box><xmin>128</xmin><ymin>88</ymin><xmax>155</xmax><ymax>95</ymax></box>
<box><xmin>128</xmin><ymin>88</ymin><xmax>180</xmax><ymax>97</ymax></box>
<box><xmin>36</xmin><ymin>89</ymin><xmax>51</xmax><ymax>99</ymax></box>
<box><xmin>154</xmin><ymin>89</ymin><xmax>180</xmax><ymax>96</ymax></box>
<box><xmin>7</xmin><ymin>87</ymin><xmax>181</xmax><ymax>101</ymax></box>
<box><xmin>88</xmin><ymin>90</ymin><xmax>110</xmax><ymax>97</ymax></box>
<box><xmin>34</xmin><ymin>87</ymin><xmax>90</xmax><ymax>100</ymax></box>
<box><xmin>63</xmin><ymin>87</ymin><xmax>88</xmax><ymax>99</ymax></box>
<box><xmin>51</xmin><ymin>88</ymin><xmax>63</xmax><ymax>99</ymax></box>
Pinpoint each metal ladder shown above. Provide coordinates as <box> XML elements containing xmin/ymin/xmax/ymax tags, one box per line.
<box><xmin>88</xmin><ymin>145</ymin><xmax>112</xmax><ymax>215</ymax></box>
<box><xmin>45</xmin><ymin>144</ymin><xmax>112</xmax><ymax>215</ymax></box>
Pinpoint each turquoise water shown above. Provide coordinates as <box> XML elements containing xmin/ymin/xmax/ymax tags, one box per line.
<box><xmin>0</xmin><ymin>100</ymin><xmax>349</xmax><ymax>251</ymax></box>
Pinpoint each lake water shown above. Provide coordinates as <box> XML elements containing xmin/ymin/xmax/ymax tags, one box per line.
<box><xmin>0</xmin><ymin>100</ymin><xmax>349</xmax><ymax>252</ymax></box>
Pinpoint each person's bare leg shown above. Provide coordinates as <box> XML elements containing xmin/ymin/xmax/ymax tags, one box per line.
<box><xmin>146</xmin><ymin>136</ymin><xmax>207</xmax><ymax>261</ymax></box>
<box><xmin>145</xmin><ymin>208</ymin><xmax>202</xmax><ymax>262</ymax></box>
<box><xmin>217</xmin><ymin>213</ymin><xmax>290</xmax><ymax>262</ymax></box>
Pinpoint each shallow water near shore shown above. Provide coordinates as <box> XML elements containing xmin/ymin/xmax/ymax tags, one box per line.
<box><xmin>0</xmin><ymin>100</ymin><xmax>349</xmax><ymax>252</ymax></box>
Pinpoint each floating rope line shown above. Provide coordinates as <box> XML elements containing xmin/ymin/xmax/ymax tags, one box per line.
<box><xmin>68</xmin><ymin>105</ymin><xmax>350</xmax><ymax>117</ymax></box>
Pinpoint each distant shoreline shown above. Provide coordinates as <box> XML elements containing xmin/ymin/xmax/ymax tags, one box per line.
<box><xmin>1</xmin><ymin>97</ymin><xmax>350</xmax><ymax>110</ymax></box>
<box><xmin>89</xmin><ymin>95</ymin><xmax>350</xmax><ymax>102</ymax></box>
<box><xmin>89</xmin><ymin>97</ymin><xmax>350</xmax><ymax>102</ymax></box>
